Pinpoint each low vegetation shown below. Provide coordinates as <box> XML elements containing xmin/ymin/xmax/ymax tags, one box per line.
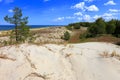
<box><xmin>62</xmin><ymin>31</ymin><xmax>70</xmax><ymax>41</ymax></box>
<box><xmin>100</xmin><ymin>51</ymin><xmax>120</xmax><ymax>60</ymax></box>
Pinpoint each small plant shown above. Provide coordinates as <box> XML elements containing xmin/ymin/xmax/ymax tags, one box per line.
<box><xmin>100</xmin><ymin>51</ymin><xmax>120</xmax><ymax>60</ymax></box>
<box><xmin>111</xmin><ymin>51</ymin><xmax>117</xmax><ymax>57</ymax></box>
<box><xmin>62</xmin><ymin>31</ymin><xmax>70</xmax><ymax>41</ymax></box>
<box><xmin>66</xmin><ymin>26</ymin><xmax>73</xmax><ymax>30</ymax></box>
<box><xmin>99</xmin><ymin>51</ymin><xmax>109</xmax><ymax>58</ymax></box>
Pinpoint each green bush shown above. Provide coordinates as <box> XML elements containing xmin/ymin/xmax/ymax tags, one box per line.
<box><xmin>88</xmin><ymin>24</ymin><xmax>98</xmax><ymax>37</ymax></box>
<box><xmin>62</xmin><ymin>31</ymin><xmax>70</xmax><ymax>41</ymax></box>
<box><xmin>114</xmin><ymin>20</ymin><xmax>120</xmax><ymax>37</ymax></box>
<box><xmin>73</xmin><ymin>23</ymin><xmax>81</xmax><ymax>29</ymax></box>
<box><xmin>95</xmin><ymin>18</ymin><xmax>106</xmax><ymax>34</ymax></box>
<box><xmin>106</xmin><ymin>23</ymin><xmax>116</xmax><ymax>34</ymax></box>
<box><xmin>66</xmin><ymin>26</ymin><xmax>72</xmax><ymax>30</ymax></box>
<box><xmin>67</xmin><ymin>23</ymin><xmax>81</xmax><ymax>29</ymax></box>
<box><xmin>87</xmin><ymin>18</ymin><xmax>106</xmax><ymax>38</ymax></box>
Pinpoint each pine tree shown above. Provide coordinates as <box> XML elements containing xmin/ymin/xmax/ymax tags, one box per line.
<box><xmin>4</xmin><ymin>7</ymin><xmax>28</xmax><ymax>42</ymax></box>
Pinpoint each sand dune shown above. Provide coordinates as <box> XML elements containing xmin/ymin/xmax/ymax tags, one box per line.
<box><xmin>0</xmin><ymin>42</ymin><xmax>120</xmax><ymax>80</ymax></box>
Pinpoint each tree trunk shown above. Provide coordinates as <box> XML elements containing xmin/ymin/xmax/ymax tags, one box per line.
<box><xmin>15</xmin><ymin>24</ymin><xmax>18</xmax><ymax>42</ymax></box>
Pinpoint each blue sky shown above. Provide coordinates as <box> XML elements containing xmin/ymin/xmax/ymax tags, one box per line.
<box><xmin>0</xmin><ymin>0</ymin><xmax>120</xmax><ymax>25</ymax></box>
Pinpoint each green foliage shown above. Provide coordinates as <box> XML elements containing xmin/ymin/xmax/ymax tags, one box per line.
<box><xmin>67</xmin><ymin>23</ymin><xmax>81</xmax><ymax>30</ymax></box>
<box><xmin>106</xmin><ymin>22</ymin><xmax>116</xmax><ymax>34</ymax></box>
<box><xmin>79</xmin><ymin>22</ymin><xmax>92</xmax><ymax>27</ymax></box>
<box><xmin>10</xmin><ymin>22</ymin><xmax>31</xmax><ymax>43</ymax></box>
<box><xmin>65</xmin><ymin>26</ymin><xmax>73</xmax><ymax>30</ymax></box>
<box><xmin>79</xmin><ymin>31</ymin><xmax>95</xmax><ymax>39</ymax></box>
<box><xmin>86</xmin><ymin>18</ymin><xmax>106</xmax><ymax>38</ymax></box>
<box><xmin>95</xmin><ymin>18</ymin><xmax>106</xmax><ymax>34</ymax></box>
<box><xmin>88</xmin><ymin>23</ymin><xmax>98</xmax><ymax>36</ymax></box>
<box><xmin>62</xmin><ymin>31</ymin><xmax>70</xmax><ymax>41</ymax></box>
<box><xmin>17</xmin><ymin>22</ymin><xmax>30</xmax><ymax>42</ymax></box>
<box><xmin>114</xmin><ymin>20</ymin><xmax>120</xmax><ymax>37</ymax></box>
<box><xmin>73</xmin><ymin>23</ymin><xmax>81</xmax><ymax>29</ymax></box>
<box><xmin>4</xmin><ymin>7</ymin><xmax>29</xmax><ymax>42</ymax></box>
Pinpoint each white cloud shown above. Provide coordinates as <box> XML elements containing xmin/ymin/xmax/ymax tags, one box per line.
<box><xmin>102</xmin><ymin>13</ymin><xmax>116</xmax><ymax>20</ymax></box>
<box><xmin>72</xmin><ymin>2</ymin><xmax>99</xmax><ymax>12</ymax></box>
<box><xmin>93</xmin><ymin>12</ymin><xmax>118</xmax><ymax>21</ymax></box>
<box><xmin>109</xmin><ymin>9</ymin><xmax>120</xmax><ymax>12</ymax></box>
<box><xmin>77</xmin><ymin>17</ymin><xmax>82</xmax><ymax>21</ymax></box>
<box><xmin>103</xmin><ymin>13</ymin><xmax>113</xmax><ymax>17</ymax></box>
<box><xmin>84</xmin><ymin>0</ymin><xmax>94</xmax><ymax>2</ymax></box>
<box><xmin>86</xmin><ymin>5</ymin><xmax>99</xmax><ymax>11</ymax></box>
<box><xmin>93</xmin><ymin>15</ymin><xmax>101</xmax><ymax>19</ymax></box>
<box><xmin>8</xmin><ymin>9</ymin><xmax>13</xmax><ymax>13</ymax></box>
<box><xmin>74</xmin><ymin>12</ymin><xmax>83</xmax><ymax>16</ymax></box>
<box><xmin>71</xmin><ymin>2</ymin><xmax>85</xmax><ymax>10</ymax></box>
<box><xmin>54</xmin><ymin>17</ymin><xmax>64</xmax><ymax>21</ymax></box>
<box><xmin>66</xmin><ymin>16</ymin><xmax>75</xmax><ymax>19</ymax></box>
<box><xmin>83</xmin><ymin>15</ymin><xmax>91</xmax><ymax>21</ymax></box>
<box><xmin>104</xmin><ymin>0</ymin><xmax>116</xmax><ymax>5</ymax></box>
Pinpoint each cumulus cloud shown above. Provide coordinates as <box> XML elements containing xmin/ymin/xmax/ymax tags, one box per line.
<box><xmin>71</xmin><ymin>2</ymin><xmax>85</xmax><ymax>10</ymax></box>
<box><xmin>66</xmin><ymin>16</ymin><xmax>75</xmax><ymax>19</ymax></box>
<box><xmin>93</xmin><ymin>15</ymin><xmax>101</xmax><ymax>19</ymax></box>
<box><xmin>103</xmin><ymin>13</ymin><xmax>115</xmax><ymax>20</ymax></box>
<box><xmin>74</xmin><ymin>12</ymin><xmax>83</xmax><ymax>16</ymax></box>
<box><xmin>54</xmin><ymin>17</ymin><xmax>64</xmax><ymax>21</ymax></box>
<box><xmin>109</xmin><ymin>9</ymin><xmax>120</xmax><ymax>12</ymax></box>
<box><xmin>93</xmin><ymin>12</ymin><xmax>116</xmax><ymax>20</ymax></box>
<box><xmin>104</xmin><ymin>0</ymin><xmax>116</xmax><ymax>5</ymax></box>
<box><xmin>77</xmin><ymin>17</ymin><xmax>82</xmax><ymax>21</ymax></box>
<box><xmin>8</xmin><ymin>9</ymin><xmax>13</xmax><ymax>13</ymax></box>
<box><xmin>83</xmin><ymin>15</ymin><xmax>91</xmax><ymax>21</ymax></box>
<box><xmin>72</xmin><ymin>2</ymin><xmax>99</xmax><ymax>12</ymax></box>
<box><xmin>86</xmin><ymin>5</ymin><xmax>99</xmax><ymax>11</ymax></box>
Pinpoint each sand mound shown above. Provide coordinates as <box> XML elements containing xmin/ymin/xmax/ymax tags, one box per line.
<box><xmin>0</xmin><ymin>42</ymin><xmax>120</xmax><ymax>80</ymax></box>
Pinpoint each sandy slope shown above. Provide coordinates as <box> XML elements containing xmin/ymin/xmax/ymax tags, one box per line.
<box><xmin>0</xmin><ymin>42</ymin><xmax>120</xmax><ymax>80</ymax></box>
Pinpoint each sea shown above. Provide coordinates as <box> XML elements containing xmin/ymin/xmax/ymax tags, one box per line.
<box><xmin>0</xmin><ymin>25</ymin><xmax>65</xmax><ymax>31</ymax></box>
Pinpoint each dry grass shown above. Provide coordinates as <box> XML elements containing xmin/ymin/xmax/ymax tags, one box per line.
<box><xmin>100</xmin><ymin>51</ymin><xmax>109</xmax><ymax>58</ymax></box>
<box><xmin>100</xmin><ymin>51</ymin><xmax>120</xmax><ymax>60</ymax></box>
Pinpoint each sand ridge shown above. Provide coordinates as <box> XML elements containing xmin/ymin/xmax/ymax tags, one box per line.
<box><xmin>0</xmin><ymin>42</ymin><xmax>120</xmax><ymax>80</ymax></box>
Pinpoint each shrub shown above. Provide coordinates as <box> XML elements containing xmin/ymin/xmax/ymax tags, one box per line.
<box><xmin>95</xmin><ymin>18</ymin><xmax>106</xmax><ymax>34</ymax></box>
<box><xmin>62</xmin><ymin>31</ymin><xmax>70</xmax><ymax>41</ymax></box>
<box><xmin>88</xmin><ymin>24</ymin><xmax>98</xmax><ymax>37</ymax></box>
<box><xmin>106</xmin><ymin>23</ymin><xmax>116</xmax><ymax>34</ymax></box>
<box><xmin>73</xmin><ymin>23</ymin><xmax>81</xmax><ymax>29</ymax></box>
<box><xmin>66</xmin><ymin>26</ymin><xmax>72</xmax><ymax>30</ymax></box>
<box><xmin>68</xmin><ymin>23</ymin><xmax>81</xmax><ymax>29</ymax></box>
<box><xmin>114</xmin><ymin>20</ymin><xmax>120</xmax><ymax>37</ymax></box>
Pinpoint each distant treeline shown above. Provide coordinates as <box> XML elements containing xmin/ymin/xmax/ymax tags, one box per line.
<box><xmin>66</xmin><ymin>18</ymin><xmax>120</xmax><ymax>38</ymax></box>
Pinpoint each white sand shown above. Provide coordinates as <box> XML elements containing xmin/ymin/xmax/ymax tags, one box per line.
<box><xmin>0</xmin><ymin>42</ymin><xmax>120</xmax><ymax>80</ymax></box>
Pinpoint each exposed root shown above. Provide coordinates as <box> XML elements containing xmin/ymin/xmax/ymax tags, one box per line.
<box><xmin>24</xmin><ymin>72</ymin><xmax>52</xmax><ymax>80</ymax></box>
<box><xmin>0</xmin><ymin>53</ymin><xmax>16</xmax><ymax>61</ymax></box>
<box><xmin>65</xmin><ymin>53</ymin><xmax>72</xmax><ymax>58</ymax></box>
<box><xmin>25</xmin><ymin>55</ymin><xmax>37</xmax><ymax>69</ymax></box>
<box><xmin>44</xmin><ymin>46</ymin><xmax>55</xmax><ymax>53</ymax></box>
